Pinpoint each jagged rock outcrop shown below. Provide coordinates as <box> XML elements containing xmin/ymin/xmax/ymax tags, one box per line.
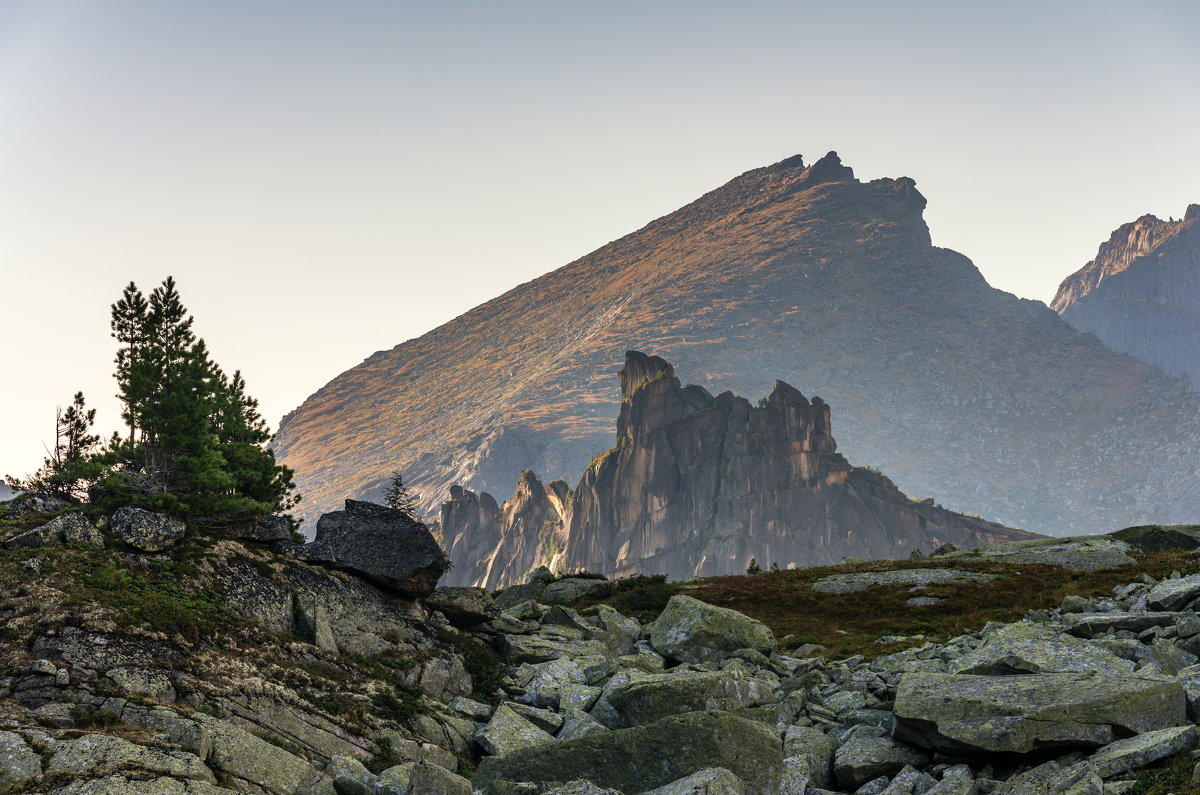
<box><xmin>440</xmin><ymin>472</ymin><xmax>570</xmax><ymax>588</ymax></box>
<box><xmin>442</xmin><ymin>352</ymin><xmax>1036</xmax><ymax>587</ymax></box>
<box><xmin>1052</xmin><ymin>205</ymin><xmax>1200</xmax><ymax>384</ymax></box>
<box><xmin>275</xmin><ymin>153</ymin><xmax>1200</xmax><ymax>536</ymax></box>
<box><xmin>564</xmin><ymin>352</ymin><xmax>1035</xmax><ymax>579</ymax></box>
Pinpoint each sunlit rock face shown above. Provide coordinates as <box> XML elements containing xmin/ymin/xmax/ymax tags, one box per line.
<box><xmin>442</xmin><ymin>352</ymin><xmax>1038</xmax><ymax>588</ymax></box>
<box><xmin>276</xmin><ymin>153</ymin><xmax>1200</xmax><ymax>536</ymax></box>
<box><xmin>1052</xmin><ymin>205</ymin><xmax>1200</xmax><ymax>386</ymax></box>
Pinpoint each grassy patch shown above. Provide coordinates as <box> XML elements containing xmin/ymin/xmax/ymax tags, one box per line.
<box><xmin>679</xmin><ymin>551</ymin><xmax>1200</xmax><ymax>659</ymax></box>
<box><xmin>370</xmin><ymin>685</ymin><xmax>423</xmax><ymax>723</ymax></box>
<box><xmin>577</xmin><ymin>574</ymin><xmax>677</xmax><ymax>623</ymax></box>
<box><xmin>1129</xmin><ymin>752</ymin><xmax>1200</xmax><ymax>793</ymax></box>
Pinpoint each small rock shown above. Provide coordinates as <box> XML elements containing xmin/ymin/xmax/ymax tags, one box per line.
<box><xmin>55</xmin><ymin>669</ymin><xmax>70</xmax><ymax>687</ymax></box>
<box><xmin>1060</xmin><ymin>595</ymin><xmax>1090</xmax><ymax>614</ymax></box>
<box><xmin>111</xmin><ymin>506</ymin><xmax>186</xmax><ymax>552</ymax></box>
<box><xmin>31</xmin><ymin>659</ymin><xmax>57</xmax><ymax>675</ymax></box>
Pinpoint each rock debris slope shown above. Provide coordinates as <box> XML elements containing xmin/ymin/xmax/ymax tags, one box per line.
<box><xmin>5</xmin><ymin>488</ymin><xmax>1200</xmax><ymax>793</ymax></box>
<box><xmin>275</xmin><ymin>152</ymin><xmax>1200</xmax><ymax>535</ymax></box>
<box><xmin>1052</xmin><ymin>204</ymin><xmax>1200</xmax><ymax>385</ymax></box>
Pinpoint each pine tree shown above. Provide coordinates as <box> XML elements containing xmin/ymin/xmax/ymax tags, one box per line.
<box><xmin>7</xmin><ymin>392</ymin><xmax>103</xmax><ymax>501</ymax></box>
<box><xmin>383</xmin><ymin>471</ymin><xmax>420</xmax><ymax>520</ymax></box>
<box><xmin>110</xmin><ymin>282</ymin><xmax>148</xmax><ymax>443</ymax></box>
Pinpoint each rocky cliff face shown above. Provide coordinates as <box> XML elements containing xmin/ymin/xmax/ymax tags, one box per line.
<box><xmin>275</xmin><ymin>153</ymin><xmax>1200</xmax><ymax>535</ymax></box>
<box><xmin>1052</xmin><ymin>205</ymin><xmax>1200</xmax><ymax>385</ymax></box>
<box><xmin>443</xmin><ymin>352</ymin><xmax>1037</xmax><ymax>588</ymax></box>
<box><xmin>441</xmin><ymin>471</ymin><xmax>569</xmax><ymax>588</ymax></box>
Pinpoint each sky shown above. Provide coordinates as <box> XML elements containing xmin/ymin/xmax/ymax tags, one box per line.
<box><xmin>2</xmin><ymin>1</ymin><xmax>1199</xmax><ymax>477</ymax></box>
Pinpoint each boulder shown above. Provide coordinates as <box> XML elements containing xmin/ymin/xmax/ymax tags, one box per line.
<box><xmin>605</xmin><ymin>668</ymin><xmax>775</xmax><ymax>728</ymax></box>
<box><xmin>812</xmin><ymin>569</ymin><xmax>997</xmax><ymax>594</ymax></box>
<box><xmin>893</xmin><ymin>671</ymin><xmax>1187</xmax><ymax>753</ymax></box>
<box><xmin>951</xmin><ymin>622</ymin><xmax>1135</xmax><ymax>675</ymax></box>
<box><xmin>241</xmin><ymin>515</ymin><xmax>293</xmax><ymax>543</ymax></box>
<box><xmin>4</xmin><ymin>512</ymin><xmax>103</xmax><ymax>549</ymax></box>
<box><xmin>494</xmin><ymin>581</ymin><xmax>546</xmax><ymax>609</ymax></box>
<box><xmin>1063</xmin><ymin>612</ymin><xmax>1181</xmax><ymax>638</ymax></box>
<box><xmin>326</xmin><ymin>755</ymin><xmax>376</xmax><ymax>795</ymax></box>
<box><xmin>543</xmin><ymin>577</ymin><xmax>613</xmax><ymax>604</ymax></box>
<box><xmin>1108</xmin><ymin>524</ymin><xmax>1200</xmax><ymax>553</ymax></box>
<box><xmin>939</xmin><ymin>536</ymin><xmax>1135</xmax><ymax>571</ymax></box>
<box><xmin>111</xmin><ymin>506</ymin><xmax>186</xmax><ymax>552</ymax></box>
<box><xmin>475</xmin><ymin>703</ymin><xmax>555</xmax><ymax>757</ymax></box>
<box><xmin>641</xmin><ymin>767</ymin><xmax>746</xmax><ymax>794</ymax></box>
<box><xmin>783</xmin><ymin>725</ymin><xmax>836</xmax><ymax>788</ymax></box>
<box><xmin>556</xmin><ymin>709</ymin><xmax>608</xmax><ymax>741</ymax></box>
<box><xmin>405</xmin><ymin>760</ymin><xmax>472</xmax><ymax>795</ymax></box>
<box><xmin>1083</xmin><ymin>725</ymin><xmax>1198</xmax><ymax>779</ymax></box>
<box><xmin>649</xmin><ymin>595</ymin><xmax>775</xmax><ymax>664</ymax></box>
<box><xmin>194</xmin><ymin>713</ymin><xmax>335</xmax><ymax>795</ymax></box>
<box><xmin>1147</xmin><ymin>573</ymin><xmax>1200</xmax><ymax>611</ymax></box>
<box><xmin>473</xmin><ymin>711</ymin><xmax>784</xmax><ymax>793</ymax></box>
<box><xmin>0</xmin><ymin>730</ymin><xmax>42</xmax><ymax>785</ymax></box>
<box><xmin>426</xmin><ymin>587</ymin><xmax>499</xmax><ymax>626</ymax></box>
<box><xmin>833</xmin><ymin>735</ymin><xmax>928</xmax><ymax>790</ymax></box>
<box><xmin>47</xmin><ymin>733</ymin><xmax>214</xmax><ymax>782</ymax></box>
<box><xmin>312</xmin><ymin>500</ymin><xmax>448</xmax><ymax>598</ymax></box>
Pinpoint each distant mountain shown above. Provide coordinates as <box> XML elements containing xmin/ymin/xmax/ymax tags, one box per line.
<box><xmin>441</xmin><ymin>352</ymin><xmax>1037</xmax><ymax>588</ymax></box>
<box><xmin>275</xmin><ymin>153</ymin><xmax>1200</xmax><ymax>535</ymax></box>
<box><xmin>1052</xmin><ymin>205</ymin><xmax>1200</xmax><ymax>386</ymax></box>
<box><xmin>0</xmin><ymin>481</ymin><xmax>13</xmax><ymax>501</ymax></box>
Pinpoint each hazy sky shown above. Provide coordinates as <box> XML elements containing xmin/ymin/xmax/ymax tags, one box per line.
<box><xmin>3</xmin><ymin>1</ymin><xmax>1199</xmax><ymax>477</ymax></box>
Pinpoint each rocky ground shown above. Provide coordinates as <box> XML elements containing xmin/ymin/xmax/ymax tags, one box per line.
<box><xmin>2</xmin><ymin>494</ymin><xmax>1200</xmax><ymax>793</ymax></box>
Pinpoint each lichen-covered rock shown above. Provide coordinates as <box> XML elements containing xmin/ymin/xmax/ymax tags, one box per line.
<box><xmin>1084</xmin><ymin>725</ymin><xmax>1198</xmax><ymax>779</ymax></box>
<box><xmin>107</xmin><ymin>666</ymin><xmax>177</xmax><ymax>702</ymax></box>
<box><xmin>4</xmin><ymin>512</ymin><xmax>103</xmax><ymax>549</ymax></box>
<box><xmin>241</xmin><ymin>515</ymin><xmax>293</xmax><ymax>543</ymax></box>
<box><xmin>312</xmin><ymin>500</ymin><xmax>448</xmax><ymax>598</ymax></box>
<box><xmin>47</xmin><ymin>733</ymin><xmax>214</xmax><ymax>782</ymax></box>
<box><xmin>833</xmin><ymin>735</ymin><xmax>928</xmax><ymax>790</ymax></box>
<box><xmin>783</xmin><ymin>725</ymin><xmax>836</xmax><ymax>788</ymax></box>
<box><xmin>893</xmin><ymin>671</ymin><xmax>1187</xmax><ymax>753</ymax></box>
<box><xmin>0</xmin><ymin>730</ymin><xmax>42</xmax><ymax>785</ymax></box>
<box><xmin>556</xmin><ymin>708</ymin><xmax>608</xmax><ymax>741</ymax></box>
<box><xmin>1147</xmin><ymin>573</ymin><xmax>1200</xmax><ymax>611</ymax></box>
<box><xmin>326</xmin><ymin>754</ymin><xmax>376</xmax><ymax>795</ymax></box>
<box><xmin>427</xmin><ymin>587</ymin><xmax>499</xmax><ymax>626</ymax></box>
<box><xmin>543</xmin><ymin>577</ymin><xmax>613</xmax><ymax>604</ymax></box>
<box><xmin>475</xmin><ymin>703</ymin><xmax>555</xmax><ymax>757</ymax></box>
<box><xmin>649</xmin><ymin>595</ymin><xmax>775</xmax><ymax>664</ymax></box>
<box><xmin>641</xmin><ymin>767</ymin><xmax>746</xmax><ymax>794</ymax></box>
<box><xmin>405</xmin><ymin>760</ymin><xmax>472</xmax><ymax>795</ymax></box>
<box><xmin>924</xmin><ymin>764</ymin><xmax>975</xmax><ymax>795</ymax></box>
<box><xmin>1063</xmin><ymin>612</ymin><xmax>1181</xmax><ymax>639</ymax></box>
<box><xmin>605</xmin><ymin>668</ymin><xmax>775</xmax><ymax>728</ymax></box>
<box><xmin>473</xmin><ymin>711</ymin><xmax>784</xmax><ymax>793</ymax></box>
<box><xmin>951</xmin><ymin>622</ymin><xmax>1135</xmax><ymax>675</ymax></box>
<box><xmin>939</xmin><ymin>536</ymin><xmax>1135</xmax><ymax>571</ymax></box>
<box><xmin>195</xmin><ymin>713</ymin><xmax>335</xmax><ymax>795</ymax></box>
<box><xmin>51</xmin><ymin>776</ymin><xmax>239</xmax><ymax>794</ymax></box>
<box><xmin>811</xmin><ymin>569</ymin><xmax>997</xmax><ymax>594</ymax></box>
<box><xmin>111</xmin><ymin>506</ymin><xmax>186</xmax><ymax>552</ymax></box>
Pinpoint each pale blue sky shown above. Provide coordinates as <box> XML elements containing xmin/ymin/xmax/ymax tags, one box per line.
<box><xmin>3</xmin><ymin>1</ymin><xmax>1199</xmax><ymax>476</ymax></box>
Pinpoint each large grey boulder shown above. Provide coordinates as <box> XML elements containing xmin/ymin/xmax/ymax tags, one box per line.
<box><xmin>605</xmin><ymin>668</ymin><xmax>776</xmax><ymax>728</ymax></box>
<box><xmin>783</xmin><ymin>726</ymin><xmax>836</xmax><ymax>788</ymax></box>
<box><xmin>938</xmin><ymin>536</ymin><xmax>1135</xmax><ymax>571</ymax></box>
<box><xmin>475</xmin><ymin>703</ymin><xmax>555</xmax><ymax>757</ymax></box>
<box><xmin>1147</xmin><ymin>573</ymin><xmax>1200</xmax><ymax>611</ymax></box>
<box><xmin>951</xmin><ymin>622</ymin><xmax>1134</xmax><ymax>675</ymax></box>
<box><xmin>1063</xmin><ymin>612</ymin><xmax>1181</xmax><ymax>638</ymax></box>
<box><xmin>312</xmin><ymin>500</ymin><xmax>448</xmax><ymax>598</ymax></box>
<box><xmin>649</xmin><ymin>595</ymin><xmax>775</xmax><ymax>664</ymax></box>
<box><xmin>642</xmin><ymin>767</ymin><xmax>746</xmax><ymax>794</ymax></box>
<box><xmin>833</xmin><ymin>735</ymin><xmax>927</xmax><ymax>790</ymax></box>
<box><xmin>111</xmin><ymin>506</ymin><xmax>186</xmax><ymax>552</ymax></box>
<box><xmin>0</xmin><ymin>730</ymin><xmax>42</xmax><ymax>785</ymax></box>
<box><xmin>473</xmin><ymin>711</ymin><xmax>784</xmax><ymax>793</ymax></box>
<box><xmin>893</xmin><ymin>671</ymin><xmax>1187</xmax><ymax>753</ymax></box>
<box><xmin>543</xmin><ymin>576</ymin><xmax>613</xmax><ymax>604</ymax></box>
<box><xmin>426</xmin><ymin>587</ymin><xmax>498</xmax><ymax>626</ymax></box>
<box><xmin>240</xmin><ymin>514</ymin><xmax>293</xmax><ymax>543</ymax></box>
<box><xmin>47</xmin><ymin>733</ymin><xmax>213</xmax><ymax>782</ymax></box>
<box><xmin>193</xmin><ymin>713</ymin><xmax>335</xmax><ymax>794</ymax></box>
<box><xmin>4</xmin><ymin>512</ymin><xmax>103</xmax><ymax>549</ymax></box>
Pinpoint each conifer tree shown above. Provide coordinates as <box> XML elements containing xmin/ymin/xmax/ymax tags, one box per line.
<box><xmin>383</xmin><ymin>471</ymin><xmax>420</xmax><ymax>521</ymax></box>
<box><xmin>7</xmin><ymin>392</ymin><xmax>103</xmax><ymax>500</ymax></box>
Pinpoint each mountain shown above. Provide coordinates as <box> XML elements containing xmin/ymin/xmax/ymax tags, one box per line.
<box><xmin>441</xmin><ymin>351</ymin><xmax>1037</xmax><ymax>588</ymax></box>
<box><xmin>274</xmin><ymin>152</ymin><xmax>1200</xmax><ymax>536</ymax></box>
<box><xmin>1051</xmin><ymin>205</ymin><xmax>1200</xmax><ymax>385</ymax></box>
<box><xmin>0</xmin><ymin>480</ymin><xmax>13</xmax><ymax>501</ymax></box>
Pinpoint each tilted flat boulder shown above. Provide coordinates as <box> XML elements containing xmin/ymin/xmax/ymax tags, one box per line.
<box><xmin>951</xmin><ymin>622</ymin><xmax>1135</xmax><ymax>676</ymax></box>
<box><xmin>1109</xmin><ymin>524</ymin><xmax>1200</xmax><ymax>553</ymax></box>
<box><xmin>426</xmin><ymin>586</ymin><xmax>499</xmax><ymax>627</ymax></box>
<box><xmin>111</xmin><ymin>506</ymin><xmax>186</xmax><ymax>552</ymax></box>
<box><xmin>473</xmin><ymin>711</ymin><xmax>784</xmax><ymax>793</ymax></box>
<box><xmin>311</xmin><ymin>500</ymin><xmax>448</xmax><ymax>598</ymax></box>
<box><xmin>893</xmin><ymin>671</ymin><xmax>1187</xmax><ymax>753</ymax></box>
<box><xmin>649</xmin><ymin>595</ymin><xmax>775</xmax><ymax>664</ymax></box>
<box><xmin>605</xmin><ymin>669</ymin><xmax>776</xmax><ymax>728</ymax></box>
<box><xmin>1146</xmin><ymin>573</ymin><xmax>1200</xmax><ymax>611</ymax></box>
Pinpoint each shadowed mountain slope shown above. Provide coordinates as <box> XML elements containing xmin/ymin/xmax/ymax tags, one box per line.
<box><xmin>275</xmin><ymin>153</ymin><xmax>1200</xmax><ymax>535</ymax></box>
<box><xmin>1052</xmin><ymin>205</ymin><xmax>1200</xmax><ymax>385</ymax></box>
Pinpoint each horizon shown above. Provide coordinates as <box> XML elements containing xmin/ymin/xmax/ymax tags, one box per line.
<box><xmin>3</xmin><ymin>1</ymin><xmax>1199</xmax><ymax>478</ymax></box>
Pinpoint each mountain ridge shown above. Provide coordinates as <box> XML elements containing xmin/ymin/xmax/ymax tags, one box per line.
<box><xmin>275</xmin><ymin>153</ymin><xmax>1200</xmax><ymax>536</ymax></box>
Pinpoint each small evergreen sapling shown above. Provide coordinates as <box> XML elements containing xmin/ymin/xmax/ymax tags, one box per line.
<box><xmin>383</xmin><ymin>471</ymin><xmax>420</xmax><ymax>521</ymax></box>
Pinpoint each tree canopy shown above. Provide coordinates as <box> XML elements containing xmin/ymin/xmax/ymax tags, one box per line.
<box><xmin>8</xmin><ymin>278</ymin><xmax>297</xmax><ymax>519</ymax></box>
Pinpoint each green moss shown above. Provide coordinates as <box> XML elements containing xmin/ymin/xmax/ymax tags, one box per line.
<box><xmin>371</xmin><ymin>685</ymin><xmax>423</xmax><ymax>723</ymax></box>
<box><xmin>441</xmin><ymin>631</ymin><xmax>506</xmax><ymax>706</ymax></box>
